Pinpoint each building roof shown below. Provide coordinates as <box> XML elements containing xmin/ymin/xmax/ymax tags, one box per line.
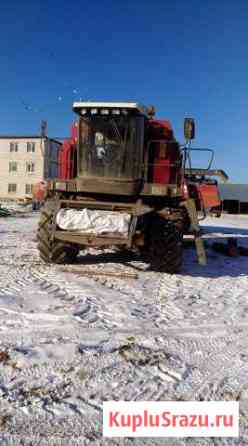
<box><xmin>46</xmin><ymin>137</ymin><xmax>62</xmax><ymax>145</ymax></box>
<box><xmin>0</xmin><ymin>136</ymin><xmax>62</xmax><ymax>144</ymax></box>
<box><xmin>219</xmin><ymin>184</ymin><xmax>248</xmax><ymax>202</ymax></box>
<box><xmin>0</xmin><ymin>135</ymin><xmax>42</xmax><ymax>139</ymax></box>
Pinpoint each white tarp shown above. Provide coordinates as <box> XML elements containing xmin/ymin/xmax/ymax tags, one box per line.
<box><xmin>56</xmin><ymin>208</ymin><xmax>131</xmax><ymax>237</ymax></box>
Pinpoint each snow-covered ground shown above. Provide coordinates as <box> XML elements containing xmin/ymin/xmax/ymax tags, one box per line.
<box><xmin>0</xmin><ymin>210</ymin><xmax>248</xmax><ymax>445</ymax></box>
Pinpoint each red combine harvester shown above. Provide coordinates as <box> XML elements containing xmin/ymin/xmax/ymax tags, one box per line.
<box><xmin>37</xmin><ymin>102</ymin><xmax>228</xmax><ymax>272</ymax></box>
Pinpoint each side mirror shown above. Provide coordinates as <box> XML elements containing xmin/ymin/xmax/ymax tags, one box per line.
<box><xmin>184</xmin><ymin>118</ymin><xmax>195</xmax><ymax>140</ymax></box>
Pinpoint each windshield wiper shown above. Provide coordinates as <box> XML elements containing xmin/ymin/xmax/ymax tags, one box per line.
<box><xmin>110</xmin><ymin>118</ymin><xmax>123</xmax><ymax>145</ymax></box>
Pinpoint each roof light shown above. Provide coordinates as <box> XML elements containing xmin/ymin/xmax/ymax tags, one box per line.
<box><xmin>91</xmin><ymin>108</ymin><xmax>98</xmax><ymax>115</ymax></box>
<box><xmin>121</xmin><ymin>109</ymin><xmax>128</xmax><ymax>115</ymax></box>
<box><xmin>112</xmin><ymin>109</ymin><xmax>120</xmax><ymax>115</ymax></box>
<box><xmin>81</xmin><ymin>109</ymin><xmax>87</xmax><ymax>115</ymax></box>
<box><xmin>100</xmin><ymin>109</ymin><xmax>109</xmax><ymax>115</ymax></box>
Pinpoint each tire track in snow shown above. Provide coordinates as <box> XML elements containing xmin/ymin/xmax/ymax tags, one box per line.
<box><xmin>1</xmin><ymin>212</ymin><xmax>248</xmax><ymax>442</ymax></box>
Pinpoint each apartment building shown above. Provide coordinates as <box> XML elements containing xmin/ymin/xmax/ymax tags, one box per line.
<box><xmin>0</xmin><ymin>136</ymin><xmax>61</xmax><ymax>200</ymax></box>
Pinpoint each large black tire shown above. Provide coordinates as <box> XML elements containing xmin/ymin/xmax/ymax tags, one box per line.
<box><xmin>173</xmin><ymin>207</ymin><xmax>191</xmax><ymax>234</ymax></box>
<box><xmin>146</xmin><ymin>217</ymin><xmax>183</xmax><ymax>273</ymax></box>
<box><xmin>37</xmin><ymin>201</ymin><xmax>79</xmax><ymax>264</ymax></box>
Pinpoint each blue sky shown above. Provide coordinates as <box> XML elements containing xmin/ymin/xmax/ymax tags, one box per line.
<box><xmin>0</xmin><ymin>0</ymin><xmax>247</xmax><ymax>182</ymax></box>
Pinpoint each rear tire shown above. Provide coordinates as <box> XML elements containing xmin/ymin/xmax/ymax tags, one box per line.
<box><xmin>37</xmin><ymin>200</ymin><xmax>79</xmax><ymax>264</ymax></box>
<box><xmin>174</xmin><ymin>208</ymin><xmax>191</xmax><ymax>234</ymax></box>
<box><xmin>146</xmin><ymin>217</ymin><xmax>183</xmax><ymax>273</ymax></box>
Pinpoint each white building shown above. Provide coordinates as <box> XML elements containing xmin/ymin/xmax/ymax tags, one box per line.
<box><xmin>0</xmin><ymin>136</ymin><xmax>61</xmax><ymax>200</ymax></box>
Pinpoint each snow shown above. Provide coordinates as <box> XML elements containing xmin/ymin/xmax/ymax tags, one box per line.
<box><xmin>0</xmin><ymin>209</ymin><xmax>248</xmax><ymax>445</ymax></box>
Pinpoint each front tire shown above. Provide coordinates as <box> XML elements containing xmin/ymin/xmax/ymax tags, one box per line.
<box><xmin>37</xmin><ymin>201</ymin><xmax>79</xmax><ymax>264</ymax></box>
<box><xmin>146</xmin><ymin>217</ymin><xmax>183</xmax><ymax>273</ymax></box>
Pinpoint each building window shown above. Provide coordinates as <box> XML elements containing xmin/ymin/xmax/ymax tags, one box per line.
<box><xmin>26</xmin><ymin>162</ymin><xmax>35</xmax><ymax>173</ymax></box>
<box><xmin>10</xmin><ymin>142</ymin><xmax>18</xmax><ymax>152</ymax></box>
<box><xmin>27</xmin><ymin>142</ymin><xmax>35</xmax><ymax>152</ymax></box>
<box><xmin>8</xmin><ymin>183</ymin><xmax>17</xmax><ymax>193</ymax></box>
<box><xmin>25</xmin><ymin>184</ymin><xmax>33</xmax><ymax>195</ymax></box>
<box><xmin>9</xmin><ymin>161</ymin><xmax>18</xmax><ymax>172</ymax></box>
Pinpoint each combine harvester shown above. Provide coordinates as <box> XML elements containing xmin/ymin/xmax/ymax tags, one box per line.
<box><xmin>37</xmin><ymin>102</ymin><xmax>228</xmax><ymax>272</ymax></box>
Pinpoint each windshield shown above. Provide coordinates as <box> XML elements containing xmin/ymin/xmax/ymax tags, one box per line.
<box><xmin>78</xmin><ymin>115</ymin><xmax>144</xmax><ymax>179</ymax></box>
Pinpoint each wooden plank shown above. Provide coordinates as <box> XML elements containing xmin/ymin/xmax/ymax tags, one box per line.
<box><xmin>61</xmin><ymin>266</ymin><xmax>138</xmax><ymax>279</ymax></box>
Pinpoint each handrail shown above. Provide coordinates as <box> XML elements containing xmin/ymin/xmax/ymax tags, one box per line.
<box><xmin>180</xmin><ymin>146</ymin><xmax>215</xmax><ymax>171</ymax></box>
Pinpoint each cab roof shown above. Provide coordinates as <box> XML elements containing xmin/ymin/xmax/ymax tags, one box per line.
<box><xmin>73</xmin><ymin>101</ymin><xmax>150</xmax><ymax>117</ymax></box>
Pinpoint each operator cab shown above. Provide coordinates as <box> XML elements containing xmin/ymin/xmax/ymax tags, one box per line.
<box><xmin>73</xmin><ymin>101</ymin><xmax>149</xmax><ymax>195</ymax></box>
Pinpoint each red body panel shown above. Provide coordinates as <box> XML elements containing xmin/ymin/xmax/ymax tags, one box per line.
<box><xmin>188</xmin><ymin>182</ymin><xmax>221</xmax><ymax>210</ymax></box>
<box><xmin>153</xmin><ymin>159</ymin><xmax>172</xmax><ymax>184</ymax></box>
<box><xmin>149</xmin><ymin>119</ymin><xmax>173</xmax><ymax>139</ymax></box>
<box><xmin>59</xmin><ymin>123</ymin><xmax>77</xmax><ymax>180</ymax></box>
<box><xmin>148</xmin><ymin>120</ymin><xmax>181</xmax><ymax>185</ymax></box>
<box><xmin>197</xmin><ymin>183</ymin><xmax>221</xmax><ymax>209</ymax></box>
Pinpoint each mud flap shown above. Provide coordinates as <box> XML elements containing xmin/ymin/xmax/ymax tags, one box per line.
<box><xmin>181</xmin><ymin>199</ymin><xmax>207</xmax><ymax>266</ymax></box>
